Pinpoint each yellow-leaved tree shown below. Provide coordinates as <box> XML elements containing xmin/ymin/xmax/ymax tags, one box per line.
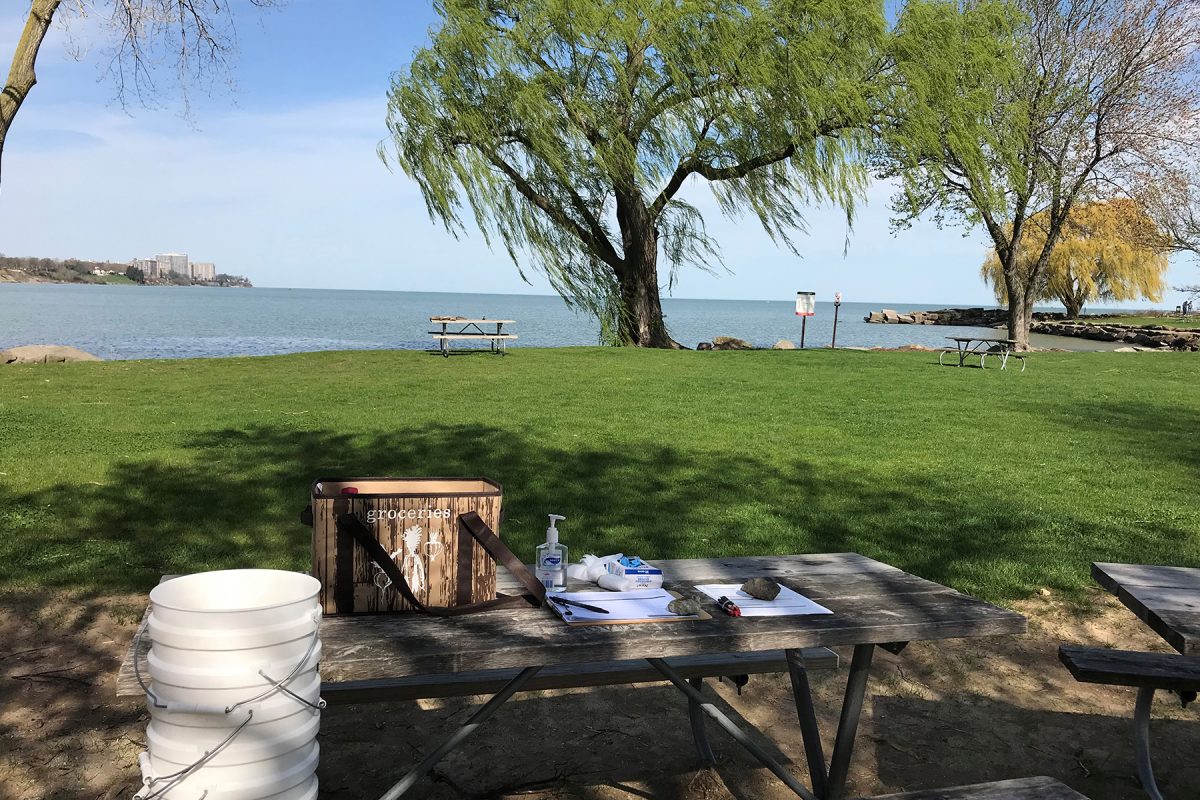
<box><xmin>982</xmin><ymin>200</ymin><xmax>1169</xmax><ymax>319</ymax></box>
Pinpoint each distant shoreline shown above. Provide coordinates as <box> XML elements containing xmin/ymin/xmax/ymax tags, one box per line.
<box><xmin>0</xmin><ymin>267</ymin><xmax>251</xmax><ymax>288</ymax></box>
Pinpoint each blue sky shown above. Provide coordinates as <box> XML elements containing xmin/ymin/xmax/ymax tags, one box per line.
<box><xmin>0</xmin><ymin>0</ymin><xmax>1194</xmax><ymax>307</ymax></box>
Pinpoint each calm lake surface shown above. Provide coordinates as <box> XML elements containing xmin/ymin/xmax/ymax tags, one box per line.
<box><xmin>0</xmin><ymin>284</ymin><xmax>1119</xmax><ymax>360</ymax></box>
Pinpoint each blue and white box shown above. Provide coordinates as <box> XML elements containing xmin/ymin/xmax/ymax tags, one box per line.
<box><xmin>607</xmin><ymin>556</ymin><xmax>664</xmax><ymax>589</ymax></box>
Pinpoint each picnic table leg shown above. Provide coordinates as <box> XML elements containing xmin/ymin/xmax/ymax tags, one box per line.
<box><xmin>823</xmin><ymin>643</ymin><xmax>875</xmax><ymax>799</ymax></box>
<box><xmin>647</xmin><ymin>657</ymin><xmax>820</xmax><ymax>800</ymax></box>
<box><xmin>687</xmin><ymin>677</ymin><xmax>717</xmax><ymax>765</ymax></box>
<box><xmin>1134</xmin><ymin>687</ymin><xmax>1167</xmax><ymax>800</ymax></box>
<box><xmin>377</xmin><ymin>665</ymin><xmax>543</xmax><ymax>800</ymax></box>
<box><xmin>787</xmin><ymin>648</ymin><xmax>829</xmax><ymax>797</ymax></box>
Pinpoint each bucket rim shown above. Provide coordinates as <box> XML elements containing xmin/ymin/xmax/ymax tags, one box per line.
<box><xmin>150</xmin><ymin>569</ymin><xmax>320</xmax><ymax>613</ymax></box>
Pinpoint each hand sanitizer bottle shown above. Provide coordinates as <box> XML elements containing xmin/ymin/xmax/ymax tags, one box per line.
<box><xmin>535</xmin><ymin>514</ymin><xmax>568</xmax><ymax>591</ymax></box>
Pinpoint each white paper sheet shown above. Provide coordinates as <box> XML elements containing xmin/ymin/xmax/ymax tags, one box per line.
<box><xmin>546</xmin><ymin>590</ymin><xmax>693</xmax><ymax>622</ymax></box>
<box><xmin>694</xmin><ymin>584</ymin><xmax>832</xmax><ymax>617</ymax></box>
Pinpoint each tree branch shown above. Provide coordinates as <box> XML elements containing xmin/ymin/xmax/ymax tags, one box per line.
<box><xmin>0</xmin><ymin>0</ymin><xmax>61</xmax><ymax>185</ymax></box>
<box><xmin>471</xmin><ymin>143</ymin><xmax>623</xmax><ymax>270</ymax></box>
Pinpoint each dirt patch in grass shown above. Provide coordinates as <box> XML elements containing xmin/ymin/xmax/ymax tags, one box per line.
<box><xmin>2</xmin><ymin>588</ymin><xmax>1196</xmax><ymax>800</ymax></box>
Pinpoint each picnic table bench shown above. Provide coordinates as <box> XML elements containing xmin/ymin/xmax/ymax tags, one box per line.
<box><xmin>119</xmin><ymin>554</ymin><xmax>1027</xmax><ymax>800</ymax></box>
<box><xmin>869</xmin><ymin>777</ymin><xmax>1087</xmax><ymax>799</ymax></box>
<box><xmin>428</xmin><ymin>316</ymin><xmax>516</xmax><ymax>356</ymax></box>
<box><xmin>939</xmin><ymin>337</ymin><xmax>1027</xmax><ymax>371</ymax></box>
<box><xmin>1058</xmin><ymin>562</ymin><xmax>1200</xmax><ymax>800</ymax></box>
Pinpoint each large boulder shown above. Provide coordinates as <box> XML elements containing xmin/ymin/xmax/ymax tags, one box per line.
<box><xmin>2</xmin><ymin>344</ymin><xmax>101</xmax><ymax>364</ymax></box>
<box><xmin>881</xmin><ymin>309</ymin><xmax>900</xmax><ymax>323</ymax></box>
<box><xmin>696</xmin><ymin>342</ymin><xmax>713</xmax><ymax>351</ymax></box>
<box><xmin>772</xmin><ymin>339</ymin><xmax>796</xmax><ymax>350</ymax></box>
<box><xmin>865</xmin><ymin>311</ymin><xmax>884</xmax><ymax>323</ymax></box>
<box><xmin>711</xmin><ymin>336</ymin><xmax>754</xmax><ymax>351</ymax></box>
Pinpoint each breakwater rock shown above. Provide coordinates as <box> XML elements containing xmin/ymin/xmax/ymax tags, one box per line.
<box><xmin>1031</xmin><ymin>321</ymin><xmax>1200</xmax><ymax>351</ymax></box>
<box><xmin>864</xmin><ymin>307</ymin><xmax>1067</xmax><ymax>326</ymax></box>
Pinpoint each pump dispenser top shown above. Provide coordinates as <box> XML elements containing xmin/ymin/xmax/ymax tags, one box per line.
<box><xmin>546</xmin><ymin>514</ymin><xmax>566</xmax><ymax>544</ymax></box>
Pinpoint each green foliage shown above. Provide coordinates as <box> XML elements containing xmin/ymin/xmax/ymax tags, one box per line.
<box><xmin>383</xmin><ymin>0</ymin><xmax>885</xmax><ymax>333</ymax></box>
<box><xmin>2</xmin><ymin>349</ymin><xmax>1198</xmax><ymax>601</ymax></box>
<box><xmin>881</xmin><ymin>0</ymin><xmax>1025</xmax><ymax>231</ymax></box>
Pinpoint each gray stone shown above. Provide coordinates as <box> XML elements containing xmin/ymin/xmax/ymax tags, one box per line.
<box><xmin>697</xmin><ymin>342</ymin><xmax>713</xmax><ymax>351</ymax></box>
<box><xmin>711</xmin><ymin>336</ymin><xmax>753</xmax><ymax>350</ymax></box>
<box><xmin>666</xmin><ymin>598</ymin><xmax>704</xmax><ymax>616</ymax></box>
<box><xmin>740</xmin><ymin>577</ymin><xmax>781</xmax><ymax>601</ymax></box>
<box><xmin>1</xmin><ymin>344</ymin><xmax>101</xmax><ymax>364</ymax></box>
<box><xmin>897</xmin><ymin>314</ymin><xmax>916</xmax><ymax>324</ymax></box>
<box><xmin>865</xmin><ymin>311</ymin><xmax>884</xmax><ymax>323</ymax></box>
<box><xmin>772</xmin><ymin>339</ymin><xmax>796</xmax><ymax>350</ymax></box>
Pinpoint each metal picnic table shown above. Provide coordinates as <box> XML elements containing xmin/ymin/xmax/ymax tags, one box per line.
<box><xmin>118</xmin><ymin>554</ymin><xmax>1025</xmax><ymax>800</ymax></box>
<box><xmin>1091</xmin><ymin>563</ymin><xmax>1200</xmax><ymax>799</ymax></box>
<box><xmin>939</xmin><ymin>336</ymin><xmax>1027</xmax><ymax>371</ymax></box>
<box><xmin>428</xmin><ymin>317</ymin><xmax>517</xmax><ymax>356</ymax></box>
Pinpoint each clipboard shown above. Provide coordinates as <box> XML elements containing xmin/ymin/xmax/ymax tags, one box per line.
<box><xmin>548</xmin><ymin>590</ymin><xmax>712</xmax><ymax>626</ymax></box>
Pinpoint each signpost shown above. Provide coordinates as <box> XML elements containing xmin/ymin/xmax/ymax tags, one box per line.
<box><xmin>832</xmin><ymin>292</ymin><xmax>842</xmax><ymax>349</ymax></box>
<box><xmin>795</xmin><ymin>291</ymin><xmax>816</xmax><ymax>349</ymax></box>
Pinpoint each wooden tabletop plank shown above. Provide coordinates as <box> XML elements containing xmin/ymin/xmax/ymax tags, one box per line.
<box><xmin>1094</xmin><ymin>562</ymin><xmax>1200</xmax><ymax>593</ymax></box>
<box><xmin>1092</xmin><ymin>562</ymin><xmax>1200</xmax><ymax>655</ymax></box>
<box><xmin>117</xmin><ymin>554</ymin><xmax>1026</xmax><ymax>693</ymax></box>
<box><xmin>428</xmin><ymin>318</ymin><xmax>516</xmax><ymax>324</ymax></box>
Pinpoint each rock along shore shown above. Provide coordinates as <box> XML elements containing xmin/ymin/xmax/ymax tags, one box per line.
<box><xmin>863</xmin><ymin>307</ymin><xmax>1199</xmax><ymax>351</ymax></box>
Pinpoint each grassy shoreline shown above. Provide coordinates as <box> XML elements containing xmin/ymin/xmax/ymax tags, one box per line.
<box><xmin>2</xmin><ymin>348</ymin><xmax>1196</xmax><ymax>602</ymax></box>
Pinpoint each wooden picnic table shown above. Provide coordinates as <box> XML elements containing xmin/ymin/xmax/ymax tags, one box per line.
<box><xmin>1093</xmin><ymin>563</ymin><xmax>1200</xmax><ymax>656</ymax></box>
<box><xmin>939</xmin><ymin>336</ymin><xmax>1026</xmax><ymax>371</ymax></box>
<box><xmin>118</xmin><ymin>554</ymin><xmax>1025</xmax><ymax>800</ymax></box>
<box><xmin>428</xmin><ymin>317</ymin><xmax>517</xmax><ymax>356</ymax></box>
<box><xmin>1075</xmin><ymin>563</ymin><xmax>1200</xmax><ymax>799</ymax></box>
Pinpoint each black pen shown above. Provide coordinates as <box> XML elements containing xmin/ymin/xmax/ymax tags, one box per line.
<box><xmin>547</xmin><ymin>595</ymin><xmax>610</xmax><ymax>614</ymax></box>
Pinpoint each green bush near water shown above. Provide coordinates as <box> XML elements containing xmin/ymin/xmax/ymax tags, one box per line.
<box><xmin>1</xmin><ymin>348</ymin><xmax>1196</xmax><ymax>601</ymax></box>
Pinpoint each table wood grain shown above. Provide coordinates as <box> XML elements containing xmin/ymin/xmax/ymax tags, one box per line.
<box><xmin>1093</xmin><ymin>562</ymin><xmax>1200</xmax><ymax>655</ymax></box>
<box><xmin>117</xmin><ymin>554</ymin><xmax>1026</xmax><ymax>694</ymax></box>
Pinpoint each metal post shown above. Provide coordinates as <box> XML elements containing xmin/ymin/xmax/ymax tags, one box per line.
<box><xmin>801</xmin><ymin>316</ymin><xmax>807</xmax><ymax>349</ymax></box>
<box><xmin>1134</xmin><ymin>687</ymin><xmax>1166</xmax><ymax>800</ymax></box>
<box><xmin>687</xmin><ymin>677</ymin><xmax>717</xmax><ymax>766</ymax></box>
<box><xmin>647</xmin><ymin>658</ymin><xmax>820</xmax><ymax>800</ymax></box>
<box><xmin>824</xmin><ymin>644</ymin><xmax>875</xmax><ymax>799</ymax></box>
<box><xmin>378</xmin><ymin>666</ymin><xmax>543</xmax><ymax>800</ymax></box>
<box><xmin>786</xmin><ymin>649</ymin><xmax>829</xmax><ymax>797</ymax></box>
<box><xmin>831</xmin><ymin>294</ymin><xmax>842</xmax><ymax>349</ymax></box>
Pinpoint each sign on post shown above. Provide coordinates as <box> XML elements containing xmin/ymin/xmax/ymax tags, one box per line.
<box><xmin>795</xmin><ymin>291</ymin><xmax>815</xmax><ymax>348</ymax></box>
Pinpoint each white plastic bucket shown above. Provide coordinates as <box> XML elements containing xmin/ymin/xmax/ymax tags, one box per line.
<box><xmin>136</xmin><ymin>569</ymin><xmax>323</xmax><ymax>800</ymax></box>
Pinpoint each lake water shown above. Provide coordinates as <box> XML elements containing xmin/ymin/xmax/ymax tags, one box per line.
<box><xmin>0</xmin><ymin>284</ymin><xmax>1118</xmax><ymax>360</ymax></box>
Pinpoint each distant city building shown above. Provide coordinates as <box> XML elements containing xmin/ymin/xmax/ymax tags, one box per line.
<box><xmin>129</xmin><ymin>253</ymin><xmax>221</xmax><ymax>281</ymax></box>
<box><xmin>130</xmin><ymin>257</ymin><xmax>159</xmax><ymax>279</ymax></box>
<box><xmin>156</xmin><ymin>253</ymin><xmax>189</xmax><ymax>277</ymax></box>
<box><xmin>190</xmin><ymin>262</ymin><xmax>216</xmax><ymax>281</ymax></box>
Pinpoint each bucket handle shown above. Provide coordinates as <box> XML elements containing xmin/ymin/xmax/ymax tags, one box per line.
<box><xmin>132</xmin><ymin>709</ymin><xmax>253</xmax><ymax>800</ymax></box>
<box><xmin>134</xmin><ymin>607</ymin><xmax>325</xmax><ymax>716</ymax></box>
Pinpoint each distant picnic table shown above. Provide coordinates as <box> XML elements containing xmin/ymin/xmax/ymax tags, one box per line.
<box><xmin>428</xmin><ymin>316</ymin><xmax>516</xmax><ymax>356</ymax></box>
<box><xmin>939</xmin><ymin>336</ymin><xmax>1026</xmax><ymax>371</ymax></box>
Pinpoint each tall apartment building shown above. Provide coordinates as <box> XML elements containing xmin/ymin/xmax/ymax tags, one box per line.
<box><xmin>190</xmin><ymin>262</ymin><xmax>216</xmax><ymax>281</ymax></box>
<box><xmin>156</xmin><ymin>253</ymin><xmax>190</xmax><ymax>277</ymax></box>
<box><xmin>131</xmin><ymin>257</ymin><xmax>159</xmax><ymax>279</ymax></box>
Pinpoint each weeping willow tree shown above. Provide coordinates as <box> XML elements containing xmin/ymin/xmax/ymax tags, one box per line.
<box><xmin>981</xmin><ymin>200</ymin><xmax>1170</xmax><ymax>318</ymax></box>
<box><xmin>383</xmin><ymin>0</ymin><xmax>886</xmax><ymax>346</ymax></box>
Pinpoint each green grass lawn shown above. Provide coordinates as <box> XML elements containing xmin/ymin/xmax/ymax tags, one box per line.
<box><xmin>1072</xmin><ymin>315</ymin><xmax>1200</xmax><ymax>329</ymax></box>
<box><xmin>1</xmin><ymin>348</ymin><xmax>1197</xmax><ymax>602</ymax></box>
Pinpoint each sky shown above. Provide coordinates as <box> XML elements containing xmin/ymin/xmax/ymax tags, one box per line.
<box><xmin>0</xmin><ymin>0</ymin><xmax>1195</xmax><ymax>307</ymax></box>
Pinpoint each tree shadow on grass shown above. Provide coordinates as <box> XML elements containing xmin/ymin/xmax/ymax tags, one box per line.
<box><xmin>5</xmin><ymin>421</ymin><xmax>1181</xmax><ymax>600</ymax></box>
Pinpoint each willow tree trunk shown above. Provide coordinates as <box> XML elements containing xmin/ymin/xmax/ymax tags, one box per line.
<box><xmin>615</xmin><ymin>190</ymin><xmax>678</xmax><ymax>348</ymax></box>
<box><xmin>1004</xmin><ymin>274</ymin><xmax>1033</xmax><ymax>351</ymax></box>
